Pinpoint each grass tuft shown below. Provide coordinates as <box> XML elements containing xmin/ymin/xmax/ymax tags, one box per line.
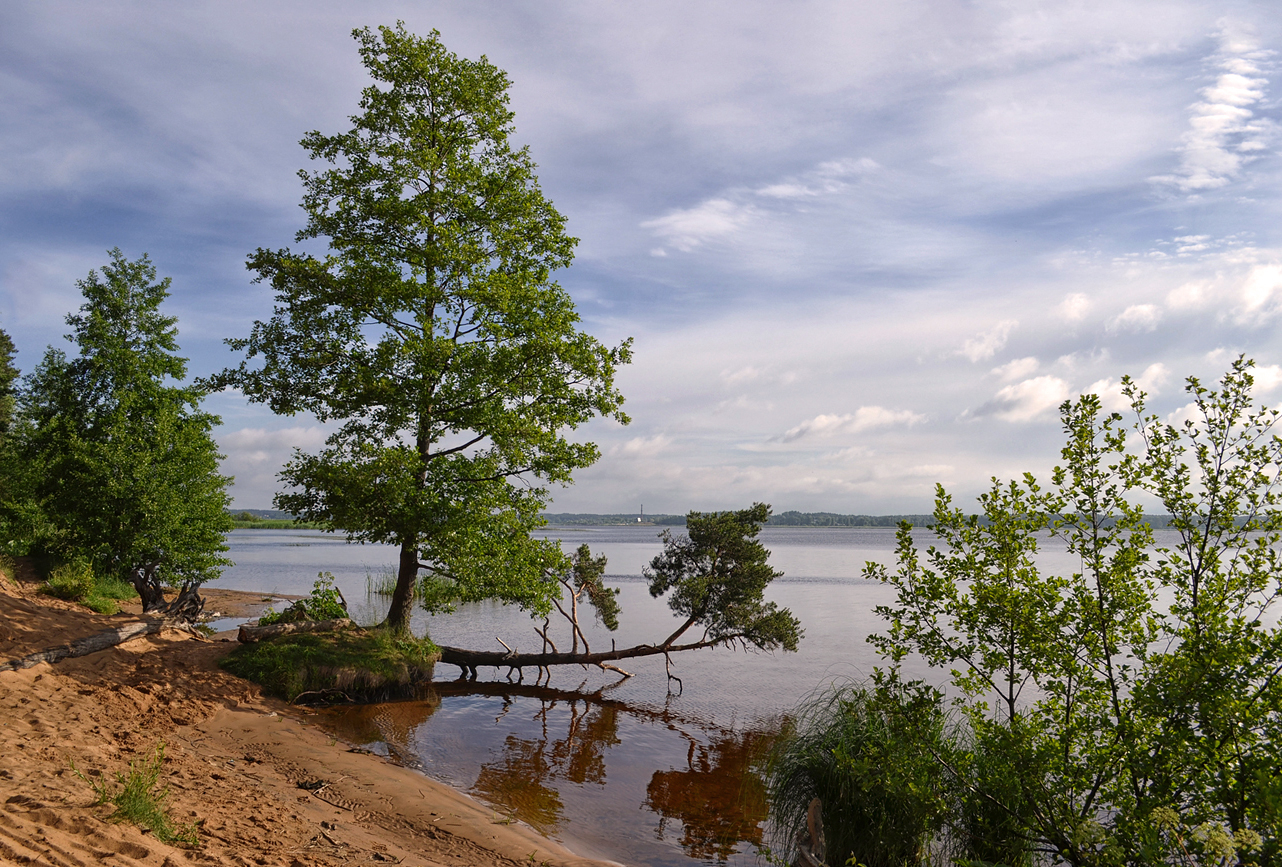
<box><xmin>220</xmin><ymin>627</ymin><xmax>439</xmax><ymax>703</ymax></box>
<box><xmin>765</xmin><ymin>681</ymin><xmax>953</xmax><ymax>867</ymax></box>
<box><xmin>74</xmin><ymin>743</ymin><xmax>198</xmax><ymax>845</ymax></box>
<box><xmin>41</xmin><ymin>560</ymin><xmax>95</xmax><ymax>601</ymax></box>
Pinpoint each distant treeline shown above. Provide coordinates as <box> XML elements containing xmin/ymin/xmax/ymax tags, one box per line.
<box><xmin>227</xmin><ymin>509</ymin><xmax>322</xmax><ymax>529</ymax></box>
<box><xmin>540</xmin><ymin>511</ymin><xmax>936</xmax><ymax>527</ymax></box>
<box><xmin>541</xmin><ymin>510</ymin><xmax>1180</xmax><ymax>529</ymax></box>
<box><xmin>766</xmin><ymin>511</ymin><xmax>934</xmax><ymax>527</ymax></box>
<box><xmin>542</xmin><ymin>513</ymin><xmax>687</xmax><ymax>526</ymax></box>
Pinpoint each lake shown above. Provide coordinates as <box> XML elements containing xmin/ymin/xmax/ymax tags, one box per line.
<box><xmin>214</xmin><ymin>525</ymin><xmax>1114</xmax><ymax>866</ymax></box>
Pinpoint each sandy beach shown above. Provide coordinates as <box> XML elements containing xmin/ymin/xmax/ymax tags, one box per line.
<box><xmin>0</xmin><ymin>566</ymin><xmax>614</xmax><ymax>867</ymax></box>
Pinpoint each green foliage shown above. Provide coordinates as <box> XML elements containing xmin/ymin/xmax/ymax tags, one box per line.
<box><xmin>0</xmin><ymin>327</ymin><xmax>16</xmax><ymax>437</ymax></box>
<box><xmin>645</xmin><ymin>503</ymin><xmax>801</xmax><ymax>652</ymax></box>
<box><xmin>220</xmin><ymin>628</ymin><xmax>440</xmax><ymax>702</ymax></box>
<box><xmin>257</xmin><ymin>573</ymin><xmax>348</xmax><ymax>625</ymax></box>
<box><xmin>766</xmin><ymin>680</ymin><xmax>953</xmax><ymax>867</ymax></box>
<box><xmin>18</xmin><ymin>250</ymin><xmax>232</xmax><ymax>609</ymax></box>
<box><xmin>74</xmin><ymin>743</ymin><xmax>198</xmax><ymax>845</ymax></box>
<box><xmin>211</xmin><ymin>23</ymin><xmax>630</xmax><ymax>633</ymax></box>
<box><xmin>82</xmin><ymin>575</ymin><xmax>138</xmax><ymax>615</ymax></box>
<box><xmin>41</xmin><ymin>559</ymin><xmax>95</xmax><ymax>600</ymax></box>
<box><xmin>40</xmin><ymin>560</ymin><xmax>139</xmax><ymax>614</ymax></box>
<box><xmin>864</xmin><ymin>357</ymin><xmax>1282</xmax><ymax>867</ymax></box>
<box><xmin>569</xmin><ymin>544</ymin><xmax>619</xmax><ymax>631</ymax></box>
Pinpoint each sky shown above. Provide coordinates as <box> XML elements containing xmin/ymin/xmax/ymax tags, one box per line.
<box><xmin>3</xmin><ymin>1</ymin><xmax>1281</xmax><ymax>514</ymax></box>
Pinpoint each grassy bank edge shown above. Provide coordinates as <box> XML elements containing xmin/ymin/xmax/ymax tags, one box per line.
<box><xmin>219</xmin><ymin>628</ymin><xmax>440</xmax><ymax>704</ymax></box>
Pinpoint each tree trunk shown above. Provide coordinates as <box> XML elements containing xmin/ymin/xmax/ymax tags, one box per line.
<box><xmin>384</xmin><ymin>541</ymin><xmax>418</xmax><ymax>633</ymax></box>
<box><xmin>0</xmin><ymin>618</ymin><xmax>172</xmax><ymax>672</ymax></box>
<box><xmin>238</xmin><ymin>618</ymin><xmax>354</xmax><ymax>643</ymax></box>
<box><xmin>438</xmin><ymin>635</ymin><xmax>729</xmax><ymax>679</ymax></box>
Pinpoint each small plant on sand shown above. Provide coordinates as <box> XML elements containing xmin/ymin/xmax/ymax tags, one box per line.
<box><xmin>40</xmin><ymin>559</ymin><xmax>95</xmax><ymax>601</ymax></box>
<box><xmin>39</xmin><ymin>559</ymin><xmax>138</xmax><ymax>614</ymax></box>
<box><xmin>83</xmin><ymin>575</ymin><xmax>139</xmax><ymax>615</ymax></box>
<box><xmin>73</xmin><ymin>743</ymin><xmax>198</xmax><ymax>845</ymax></box>
<box><xmin>257</xmin><ymin>572</ymin><xmax>348</xmax><ymax>625</ymax></box>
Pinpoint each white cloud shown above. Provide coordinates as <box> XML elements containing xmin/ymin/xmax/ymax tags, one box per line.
<box><xmin>220</xmin><ymin>426</ymin><xmax>329</xmax><ymax>464</ymax></box>
<box><xmin>1151</xmin><ymin>32</ymin><xmax>1276</xmax><ymax>193</ymax></box>
<box><xmin>1165</xmin><ymin>401</ymin><xmax>1200</xmax><ymax>428</ymax></box>
<box><xmin>756</xmin><ymin>157</ymin><xmax>879</xmax><ymax>198</ymax></box>
<box><xmin>641</xmin><ymin>198</ymin><xmax>758</xmax><ymax>252</ymax></box>
<box><xmin>721</xmin><ymin>365</ymin><xmax>762</xmax><ymax>385</ymax></box>
<box><xmin>1084</xmin><ymin>362</ymin><xmax>1170</xmax><ymax>411</ymax></box>
<box><xmin>1251</xmin><ymin>364</ymin><xmax>1282</xmax><ymax>393</ymax></box>
<box><xmin>960</xmin><ymin>319</ymin><xmax>1017</xmax><ymax>362</ymax></box>
<box><xmin>779</xmin><ymin>406</ymin><xmax>926</xmax><ymax>442</ymax></box>
<box><xmin>1167</xmin><ymin>280</ymin><xmax>1213</xmax><ymax>310</ymax></box>
<box><xmin>217</xmin><ymin>425</ymin><xmax>330</xmax><ymax>508</ymax></box>
<box><xmin>1056</xmin><ymin>293</ymin><xmax>1091</xmax><ymax>321</ymax></box>
<box><xmin>1238</xmin><ymin>263</ymin><xmax>1282</xmax><ymax>322</ymax></box>
<box><xmin>1108</xmin><ymin>304</ymin><xmax>1162</xmax><ymax>333</ymax></box>
<box><xmin>991</xmin><ymin>356</ymin><xmax>1039</xmax><ymax>382</ymax></box>
<box><xmin>611</xmin><ymin>434</ymin><xmax>672</xmax><ymax>457</ymax></box>
<box><xmin>975</xmin><ymin>376</ymin><xmax>1071</xmax><ymax>423</ymax></box>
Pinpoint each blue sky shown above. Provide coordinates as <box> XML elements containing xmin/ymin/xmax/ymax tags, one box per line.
<box><xmin>3</xmin><ymin>1</ymin><xmax>1281</xmax><ymax>513</ymax></box>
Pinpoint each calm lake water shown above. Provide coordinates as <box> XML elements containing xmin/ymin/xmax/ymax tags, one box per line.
<box><xmin>215</xmin><ymin>525</ymin><xmax>1142</xmax><ymax>867</ymax></box>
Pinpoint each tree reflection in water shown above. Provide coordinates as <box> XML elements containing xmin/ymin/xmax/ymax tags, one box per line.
<box><xmin>643</xmin><ymin>728</ymin><xmax>775</xmax><ymax>862</ymax></box>
<box><xmin>321</xmin><ymin>680</ymin><xmax>780</xmax><ymax>864</ymax></box>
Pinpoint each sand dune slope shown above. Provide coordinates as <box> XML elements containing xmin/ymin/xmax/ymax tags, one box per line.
<box><xmin>0</xmin><ymin>578</ymin><xmax>612</xmax><ymax>867</ymax></box>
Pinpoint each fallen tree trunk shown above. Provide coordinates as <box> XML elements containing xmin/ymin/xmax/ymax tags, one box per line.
<box><xmin>0</xmin><ymin>618</ymin><xmax>171</xmax><ymax>672</ymax></box>
<box><xmin>438</xmin><ymin>635</ymin><xmax>729</xmax><ymax>680</ymax></box>
<box><xmin>237</xmin><ymin>618</ymin><xmax>354</xmax><ymax>644</ymax></box>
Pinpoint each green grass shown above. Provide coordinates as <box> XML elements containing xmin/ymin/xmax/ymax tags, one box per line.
<box><xmin>366</xmin><ymin>566</ymin><xmax>399</xmax><ymax>597</ymax></box>
<box><xmin>83</xmin><ymin>576</ymin><xmax>139</xmax><ymax>615</ymax></box>
<box><xmin>74</xmin><ymin>743</ymin><xmax>198</xmax><ymax>845</ymax></box>
<box><xmin>40</xmin><ymin>561</ymin><xmax>139</xmax><ymax>614</ymax></box>
<box><xmin>220</xmin><ymin>628</ymin><xmax>440</xmax><ymax>703</ymax></box>
<box><xmin>41</xmin><ymin>560</ymin><xmax>95</xmax><ymax>601</ymax></box>
<box><xmin>766</xmin><ymin>682</ymin><xmax>954</xmax><ymax>867</ymax></box>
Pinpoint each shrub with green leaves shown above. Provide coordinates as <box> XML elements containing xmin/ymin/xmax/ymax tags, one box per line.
<box><xmin>74</xmin><ymin>743</ymin><xmax>198</xmax><ymax>845</ymax></box>
<box><xmin>257</xmin><ymin>572</ymin><xmax>348</xmax><ymax>625</ymax></box>
<box><xmin>862</xmin><ymin>357</ymin><xmax>1282</xmax><ymax>867</ymax></box>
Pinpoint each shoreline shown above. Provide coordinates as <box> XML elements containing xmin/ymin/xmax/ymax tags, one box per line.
<box><xmin>0</xmin><ymin>577</ymin><xmax>616</xmax><ymax>867</ymax></box>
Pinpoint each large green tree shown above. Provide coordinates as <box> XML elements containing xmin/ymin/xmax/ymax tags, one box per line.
<box><xmin>213</xmin><ymin>24</ymin><xmax>630</xmax><ymax>632</ymax></box>
<box><xmin>21</xmin><ymin>250</ymin><xmax>232</xmax><ymax>615</ymax></box>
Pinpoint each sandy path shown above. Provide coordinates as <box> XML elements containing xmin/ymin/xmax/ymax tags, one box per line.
<box><xmin>0</xmin><ymin>575</ymin><xmax>614</xmax><ymax>867</ymax></box>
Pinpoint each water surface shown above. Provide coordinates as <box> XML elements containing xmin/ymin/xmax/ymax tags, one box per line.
<box><xmin>217</xmin><ymin>525</ymin><xmax>1180</xmax><ymax>866</ymax></box>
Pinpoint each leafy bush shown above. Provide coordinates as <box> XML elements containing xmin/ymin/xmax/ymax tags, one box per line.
<box><xmin>257</xmin><ymin>573</ymin><xmax>348</xmax><ymax>625</ymax></box>
<box><xmin>74</xmin><ymin>743</ymin><xmax>198</xmax><ymax>845</ymax></box>
<box><xmin>41</xmin><ymin>559</ymin><xmax>95</xmax><ymax>600</ymax></box>
<box><xmin>863</xmin><ymin>358</ymin><xmax>1282</xmax><ymax>866</ymax></box>
<box><xmin>766</xmin><ymin>680</ymin><xmax>953</xmax><ymax>867</ymax></box>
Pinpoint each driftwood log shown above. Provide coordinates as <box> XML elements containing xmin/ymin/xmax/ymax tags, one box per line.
<box><xmin>237</xmin><ymin>618</ymin><xmax>354</xmax><ymax>644</ymax></box>
<box><xmin>0</xmin><ymin>618</ymin><xmax>174</xmax><ymax>672</ymax></box>
<box><xmin>794</xmin><ymin>797</ymin><xmax>826</xmax><ymax>867</ymax></box>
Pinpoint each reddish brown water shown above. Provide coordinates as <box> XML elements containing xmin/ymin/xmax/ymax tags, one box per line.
<box><xmin>321</xmin><ymin>681</ymin><xmax>782</xmax><ymax>866</ymax></box>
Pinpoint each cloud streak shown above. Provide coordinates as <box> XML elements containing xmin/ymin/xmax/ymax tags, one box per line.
<box><xmin>778</xmin><ymin>406</ymin><xmax>926</xmax><ymax>443</ymax></box>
